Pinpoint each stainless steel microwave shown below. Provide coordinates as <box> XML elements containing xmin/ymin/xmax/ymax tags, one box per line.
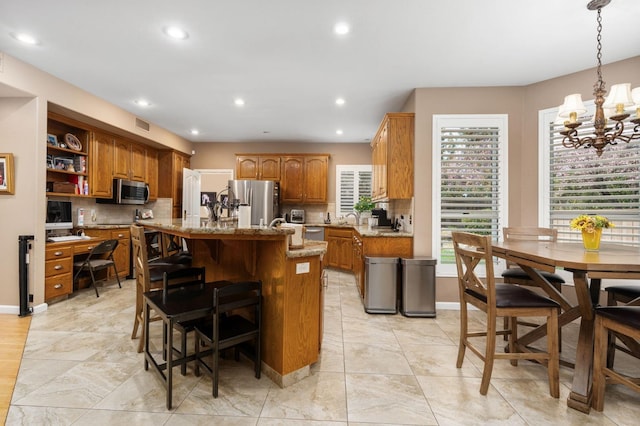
<box><xmin>97</xmin><ymin>179</ymin><xmax>149</xmax><ymax>205</ymax></box>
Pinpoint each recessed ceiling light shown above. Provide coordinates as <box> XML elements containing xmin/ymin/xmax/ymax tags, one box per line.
<box><xmin>11</xmin><ymin>32</ymin><xmax>39</xmax><ymax>45</ymax></box>
<box><xmin>134</xmin><ymin>99</ymin><xmax>151</xmax><ymax>107</ymax></box>
<box><xmin>234</xmin><ymin>98</ymin><xmax>245</xmax><ymax>106</ymax></box>
<box><xmin>163</xmin><ymin>26</ymin><xmax>189</xmax><ymax>40</ymax></box>
<box><xmin>190</xmin><ymin>129</ymin><xmax>199</xmax><ymax>135</ymax></box>
<box><xmin>336</xmin><ymin>129</ymin><xmax>344</xmax><ymax>135</ymax></box>
<box><xmin>334</xmin><ymin>22</ymin><xmax>350</xmax><ymax>35</ymax></box>
<box><xmin>335</xmin><ymin>98</ymin><xmax>345</xmax><ymax>106</ymax></box>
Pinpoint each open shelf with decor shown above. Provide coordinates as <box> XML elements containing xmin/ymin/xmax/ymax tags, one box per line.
<box><xmin>46</xmin><ymin>112</ymin><xmax>91</xmax><ymax>197</ymax></box>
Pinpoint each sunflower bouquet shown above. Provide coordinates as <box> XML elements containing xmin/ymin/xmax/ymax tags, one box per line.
<box><xmin>570</xmin><ymin>214</ymin><xmax>614</xmax><ymax>233</ymax></box>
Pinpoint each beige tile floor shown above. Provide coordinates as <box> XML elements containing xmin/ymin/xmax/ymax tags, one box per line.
<box><xmin>7</xmin><ymin>269</ymin><xmax>640</xmax><ymax>425</ymax></box>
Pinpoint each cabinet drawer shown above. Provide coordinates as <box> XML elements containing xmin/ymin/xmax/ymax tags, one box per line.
<box><xmin>45</xmin><ymin>246</ymin><xmax>72</xmax><ymax>260</ymax></box>
<box><xmin>325</xmin><ymin>228</ymin><xmax>352</xmax><ymax>239</ymax></box>
<box><xmin>74</xmin><ymin>240</ymin><xmax>103</xmax><ymax>254</ymax></box>
<box><xmin>111</xmin><ymin>229</ymin><xmax>130</xmax><ymax>240</ymax></box>
<box><xmin>45</xmin><ymin>257</ymin><xmax>73</xmax><ymax>277</ymax></box>
<box><xmin>45</xmin><ymin>272</ymin><xmax>72</xmax><ymax>299</ymax></box>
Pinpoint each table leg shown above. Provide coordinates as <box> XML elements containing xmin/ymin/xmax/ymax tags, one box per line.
<box><xmin>567</xmin><ymin>273</ymin><xmax>601</xmax><ymax>413</ymax></box>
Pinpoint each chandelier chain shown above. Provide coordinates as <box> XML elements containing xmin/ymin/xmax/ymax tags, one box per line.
<box><xmin>595</xmin><ymin>8</ymin><xmax>604</xmax><ymax>92</ymax></box>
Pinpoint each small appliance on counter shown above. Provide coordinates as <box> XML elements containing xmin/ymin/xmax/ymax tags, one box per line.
<box><xmin>371</xmin><ymin>208</ymin><xmax>393</xmax><ymax>227</ymax></box>
<box><xmin>280</xmin><ymin>223</ymin><xmax>304</xmax><ymax>248</ymax></box>
<box><xmin>290</xmin><ymin>209</ymin><xmax>305</xmax><ymax>224</ymax></box>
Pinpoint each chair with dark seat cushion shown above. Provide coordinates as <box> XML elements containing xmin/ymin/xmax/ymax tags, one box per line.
<box><xmin>453</xmin><ymin>231</ymin><xmax>560</xmax><ymax>397</ymax></box>
<box><xmin>130</xmin><ymin>223</ymin><xmax>194</xmax><ymax>353</ymax></box>
<box><xmin>592</xmin><ymin>306</ymin><xmax>640</xmax><ymax>411</ymax></box>
<box><xmin>194</xmin><ymin>280</ymin><xmax>262</xmax><ymax>398</ymax></box>
<box><xmin>72</xmin><ymin>239</ymin><xmax>121</xmax><ymax>297</ymax></box>
<box><xmin>604</xmin><ymin>284</ymin><xmax>640</xmax><ymax>367</ymax></box>
<box><xmin>501</xmin><ymin>227</ymin><xmax>565</xmax><ymax>346</ymax></box>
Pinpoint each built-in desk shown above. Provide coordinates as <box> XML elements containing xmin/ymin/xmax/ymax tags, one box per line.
<box><xmin>45</xmin><ymin>237</ymin><xmax>106</xmax><ymax>301</ymax></box>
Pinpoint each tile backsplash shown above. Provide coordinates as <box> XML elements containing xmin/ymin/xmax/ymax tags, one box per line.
<box><xmin>70</xmin><ymin>198</ymin><xmax>172</xmax><ymax>225</ymax></box>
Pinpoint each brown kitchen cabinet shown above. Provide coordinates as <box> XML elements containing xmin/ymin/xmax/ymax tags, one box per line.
<box><xmin>146</xmin><ymin>148</ymin><xmax>159</xmax><ymax>200</ymax></box>
<box><xmin>158</xmin><ymin>150</ymin><xmax>191</xmax><ymax>218</ymax></box>
<box><xmin>371</xmin><ymin>113</ymin><xmax>414</xmax><ymax>201</ymax></box>
<box><xmin>236</xmin><ymin>155</ymin><xmax>281</xmax><ymax>180</ymax></box>
<box><xmin>280</xmin><ymin>154</ymin><xmax>328</xmax><ymax>203</ymax></box>
<box><xmin>45</xmin><ymin>244</ymin><xmax>73</xmax><ymax>301</ymax></box>
<box><xmin>113</xmin><ymin>138</ymin><xmax>146</xmax><ymax>182</ymax></box>
<box><xmin>89</xmin><ymin>131</ymin><xmax>115</xmax><ymax>198</ymax></box>
<box><xmin>325</xmin><ymin>227</ymin><xmax>353</xmax><ymax>270</ymax></box>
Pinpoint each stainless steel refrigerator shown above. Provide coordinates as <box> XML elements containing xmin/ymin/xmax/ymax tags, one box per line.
<box><xmin>227</xmin><ymin>180</ymin><xmax>279</xmax><ymax>225</ymax></box>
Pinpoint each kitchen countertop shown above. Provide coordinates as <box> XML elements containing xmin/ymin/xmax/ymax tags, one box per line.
<box><xmin>305</xmin><ymin>222</ymin><xmax>413</xmax><ymax>238</ymax></box>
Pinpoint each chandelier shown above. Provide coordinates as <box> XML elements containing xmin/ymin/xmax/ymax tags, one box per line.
<box><xmin>559</xmin><ymin>0</ymin><xmax>640</xmax><ymax>157</ymax></box>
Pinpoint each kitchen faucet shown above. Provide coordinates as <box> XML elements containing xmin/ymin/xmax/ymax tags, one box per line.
<box><xmin>269</xmin><ymin>217</ymin><xmax>286</xmax><ymax>228</ymax></box>
<box><xmin>345</xmin><ymin>212</ymin><xmax>360</xmax><ymax>226</ymax></box>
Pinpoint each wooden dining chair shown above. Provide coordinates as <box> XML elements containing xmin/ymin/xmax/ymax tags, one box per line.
<box><xmin>501</xmin><ymin>227</ymin><xmax>565</xmax><ymax>346</ymax></box>
<box><xmin>72</xmin><ymin>239</ymin><xmax>121</xmax><ymax>297</ymax></box>
<box><xmin>130</xmin><ymin>223</ymin><xmax>193</xmax><ymax>353</ymax></box>
<box><xmin>452</xmin><ymin>231</ymin><xmax>560</xmax><ymax>397</ymax></box>
<box><xmin>603</xmin><ymin>284</ymin><xmax>640</xmax><ymax>368</ymax></box>
<box><xmin>194</xmin><ymin>280</ymin><xmax>262</xmax><ymax>398</ymax></box>
<box><xmin>592</xmin><ymin>305</ymin><xmax>640</xmax><ymax>411</ymax></box>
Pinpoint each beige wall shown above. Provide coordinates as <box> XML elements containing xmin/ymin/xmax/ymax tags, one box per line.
<box><xmin>0</xmin><ymin>50</ymin><xmax>638</xmax><ymax>310</ymax></box>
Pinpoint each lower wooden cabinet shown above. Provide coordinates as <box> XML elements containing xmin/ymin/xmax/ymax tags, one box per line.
<box><xmin>83</xmin><ymin>228</ymin><xmax>131</xmax><ymax>279</ymax></box>
<box><xmin>325</xmin><ymin>227</ymin><xmax>353</xmax><ymax>270</ymax></box>
<box><xmin>45</xmin><ymin>245</ymin><xmax>73</xmax><ymax>300</ymax></box>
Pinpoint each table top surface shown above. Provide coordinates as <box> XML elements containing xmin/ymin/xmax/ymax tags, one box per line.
<box><xmin>492</xmin><ymin>240</ymin><xmax>640</xmax><ymax>273</ymax></box>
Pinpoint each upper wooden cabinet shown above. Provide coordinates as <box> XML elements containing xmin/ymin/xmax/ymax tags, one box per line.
<box><xmin>280</xmin><ymin>155</ymin><xmax>329</xmax><ymax>203</ymax></box>
<box><xmin>371</xmin><ymin>112</ymin><xmax>414</xmax><ymax>201</ymax></box>
<box><xmin>114</xmin><ymin>138</ymin><xmax>146</xmax><ymax>182</ymax></box>
<box><xmin>146</xmin><ymin>148</ymin><xmax>159</xmax><ymax>200</ymax></box>
<box><xmin>236</xmin><ymin>155</ymin><xmax>281</xmax><ymax>180</ymax></box>
<box><xmin>89</xmin><ymin>131</ymin><xmax>115</xmax><ymax>198</ymax></box>
<box><xmin>158</xmin><ymin>150</ymin><xmax>191</xmax><ymax>218</ymax></box>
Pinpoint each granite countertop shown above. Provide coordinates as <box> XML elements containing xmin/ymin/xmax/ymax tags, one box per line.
<box><xmin>79</xmin><ymin>223</ymin><xmax>132</xmax><ymax>229</ymax></box>
<box><xmin>304</xmin><ymin>222</ymin><xmax>413</xmax><ymax>237</ymax></box>
<box><xmin>137</xmin><ymin>219</ymin><xmax>295</xmax><ymax>236</ymax></box>
<box><xmin>286</xmin><ymin>240</ymin><xmax>328</xmax><ymax>258</ymax></box>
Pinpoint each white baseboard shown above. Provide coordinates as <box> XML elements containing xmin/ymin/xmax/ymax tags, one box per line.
<box><xmin>0</xmin><ymin>303</ymin><xmax>48</xmax><ymax>315</ymax></box>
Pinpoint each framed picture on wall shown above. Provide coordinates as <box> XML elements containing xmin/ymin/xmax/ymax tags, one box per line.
<box><xmin>200</xmin><ymin>191</ymin><xmax>216</xmax><ymax>206</ymax></box>
<box><xmin>0</xmin><ymin>153</ymin><xmax>15</xmax><ymax>194</ymax></box>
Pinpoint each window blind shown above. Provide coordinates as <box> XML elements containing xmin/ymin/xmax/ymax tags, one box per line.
<box><xmin>436</xmin><ymin>121</ymin><xmax>506</xmax><ymax>268</ymax></box>
<box><xmin>548</xmin><ymin>116</ymin><xmax>640</xmax><ymax>246</ymax></box>
<box><xmin>336</xmin><ymin>165</ymin><xmax>372</xmax><ymax>216</ymax></box>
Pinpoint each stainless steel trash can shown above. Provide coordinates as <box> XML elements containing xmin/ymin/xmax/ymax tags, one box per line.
<box><xmin>400</xmin><ymin>257</ymin><xmax>437</xmax><ymax>317</ymax></box>
<box><xmin>364</xmin><ymin>256</ymin><xmax>399</xmax><ymax>314</ymax></box>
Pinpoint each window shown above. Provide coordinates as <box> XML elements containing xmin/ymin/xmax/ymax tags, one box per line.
<box><xmin>539</xmin><ymin>105</ymin><xmax>640</xmax><ymax>246</ymax></box>
<box><xmin>432</xmin><ymin>115</ymin><xmax>509</xmax><ymax>276</ymax></box>
<box><xmin>335</xmin><ymin>165</ymin><xmax>372</xmax><ymax>217</ymax></box>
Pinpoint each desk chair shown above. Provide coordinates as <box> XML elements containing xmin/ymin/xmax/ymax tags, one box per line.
<box><xmin>604</xmin><ymin>285</ymin><xmax>640</xmax><ymax>368</ymax></box>
<box><xmin>452</xmin><ymin>231</ymin><xmax>560</xmax><ymax>397</ymax></box>
<box><xmin>72</xmin><ymin>239</ymin><xmax>121</xmax><ymax>297</ymax></box>
<box><xmin>592</xmin><ymin>306</ymin><xmax>640</xmax><ymax>411</ymax></box>
<box><xmin>501</xmin><ymin>227</ymin><xmax>565</xmax><ymax>347</ymax></box>
<box><xmin>194</xmin><ymin>280</ymin><xmax>262</xmax><ymax>398</ymax></box>
<box><xmin>130</xmin><ymin>224</ymin><xmax>192</xmax><ymax>353</ymax></box>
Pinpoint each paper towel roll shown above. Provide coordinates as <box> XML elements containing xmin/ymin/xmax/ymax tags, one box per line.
<box><xmin>238</xmin><ymin>205</ymin><xmax>252</xmax><ymax>228</ymax></box>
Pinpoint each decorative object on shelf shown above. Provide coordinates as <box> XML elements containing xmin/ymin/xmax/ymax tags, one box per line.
<box><xmin>0</xmin><ymin>153</ymin><xmax>15</xmax><ymax>194</ymax></box>
<box><xmin>64</xmin><ymin>133</ymin><xmax>82</xmax><ymax>151</ymax></box>
<box><xmin>47</xmin><ymin>134</ymin><xmax>58</xmax><ymax>146</ymax></box>
<box><xmin>558</xmin><ymin>0</ymin><xmax>640</xmax><ymax>157</ymax></box>
<box><xmin>570</xmin><ymin>214</ymin><xmax>614</xmax><ymax>251</ymax></box>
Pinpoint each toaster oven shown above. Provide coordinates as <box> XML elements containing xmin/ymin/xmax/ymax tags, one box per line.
<box><xmin>290</xmin><ymin>209</ymin><xmax>305</xmax><ymax>224</ymax></box>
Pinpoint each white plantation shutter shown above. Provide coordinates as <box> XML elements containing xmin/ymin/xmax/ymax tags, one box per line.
<box><xmin>544</xmin><ymin>108</ymin><xmax>640</xmax><ymax>246</ymax></box>
<box><xmin>433</xmin><ymin>115</ymin><xmax>508</xmax><ymax>275</ymax></box>
<box><xmin>336</xmin><ymin>165</ymin><xmax>372</xmax><ymax>216</ymax></box>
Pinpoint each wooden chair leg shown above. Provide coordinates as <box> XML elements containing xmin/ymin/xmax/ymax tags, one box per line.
<box><xmin>456</xmin><ymin>303</ymin><xmax>468</xmax><ymax>369</ymax></box>
<box><xmin>480</xmin><ymin>316</ymin><xmax>497</xmax><ymax>395</ymax></box>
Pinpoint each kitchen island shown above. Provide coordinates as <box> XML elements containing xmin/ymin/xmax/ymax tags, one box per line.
<box><xmin>138</xmin><ymin>219</ymin><xmax>327</xmax><ymax>387</ymax></box>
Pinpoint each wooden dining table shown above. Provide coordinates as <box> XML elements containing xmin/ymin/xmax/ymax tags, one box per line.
<box><xmin>491</xmin><ymin>239</ymin><xmax>640</xmax><ymax>413</ymax></box>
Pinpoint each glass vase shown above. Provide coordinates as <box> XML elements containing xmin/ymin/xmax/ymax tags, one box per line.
<box><xmin>581</xmin><ymin>228</ymin><xmax>602</xmax><ymax>251</ymax></box>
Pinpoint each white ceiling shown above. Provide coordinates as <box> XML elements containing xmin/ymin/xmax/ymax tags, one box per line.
<box><xmin>1</xmin><ymin>0</ymin><xmax>639</xmax><ymax>144</ymax></box>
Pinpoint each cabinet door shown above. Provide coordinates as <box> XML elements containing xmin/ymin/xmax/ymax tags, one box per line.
<box><xmin>303</xmin><ymin>156</ymin><xmax>328</xmax><ymax>203</ymax></box>
<box><xmin>259</xmin><ymin>156</ymin><xmax>281</xmax><ymax>180</ymax></box>
<box><xmin>111</xmin><ymin>230</ymin><xmax>131</xmax><ymax>279</ymax></box>
<box><xmin>113</xmin><ymin>138</ymin><xmax>131</xmax><ymax>179</ymax></box>
<box><xmin>90</xmin><ymin>132</ymin><xmax>114</xmax><ymax>198</ymax></box>
<box><xmin>325</xmin><ymin>236</ymin><xmax>339</xmax><ymax>268</ymax></box>
<box><xmin>236</xmin><ymin>156</ymin><xmax>259</xmax><ymax>179</ymax></box>
<box><xmin>130</xmin><ymin>143</ymin><xmax>146</xmax><ymax>181</ymax></box>
<box><xmin>146</xmin><ymin>148</ymin><xmax>158</xmax><ymax>200</ymax></box>
<box><xmin>281</xmin><ymin>156</ymin><xmax>304</xmax><ymax>203</ymax></box>
<box><xmin>336</xmin><ymin>236</ymin><xmax>353</xmax><ymax>270</ymax></box>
